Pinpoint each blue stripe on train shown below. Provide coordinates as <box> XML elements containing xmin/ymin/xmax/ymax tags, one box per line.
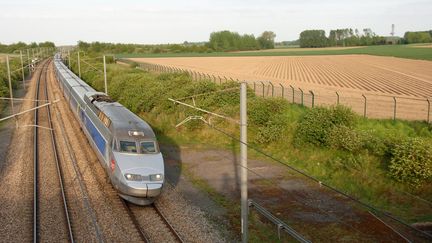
<box><xmin>82</xmin><ymin>109</ymin><xmax>106</xmax><ymax>156</ymax></box>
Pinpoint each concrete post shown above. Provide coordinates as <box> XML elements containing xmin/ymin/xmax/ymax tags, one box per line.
<box><xmin>103</xmin><ymin>55</ymin><xmax>108</xmax><ymax>95</ymax></box>
<box><xmin>77</xmin><ymin>52</ymin><xmax>81</xmax><ymax>78</ymax></box>
<box><xmin>240</xmin><ymin>82</ymin><xmax>248</xmax><ymax>243</ymax></box>
<box><xmin>6</xmin><ymin>55</ymin><xmax>14</xmax><ymax>115</ymax></box>
<box><xmin>20</xmin><ymin>50</ymin><xmax>26</xmax><ymax>90</ymax></box>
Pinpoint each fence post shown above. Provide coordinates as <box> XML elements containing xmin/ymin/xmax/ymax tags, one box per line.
<box><xmin>279</xmin><ymin>84</ymin><xmax>284</xmax><ymax>98</ymax></box>
<box><xmin>253</xmin><ymin>82</ymin><xmax>256</xmax><ymax>93</ymax></box>
<box><xmin>310</xmin><ymin>91</ymin><xmax>315</xmax><ymax>108</ymax></box>
<box><xmin>260</xmin><ymin>81</ymin><xmax>265</xmax><ymax>97</ymax></box>
<box><xmin>427</xmin><ymin>99</ymin><xmax>430</xmax><ymax>123</ymax></box>
<box><xmin>290</xmin><ymin>85</ymin><xmax>295</xmax><ymax>103</ymax></box>
<box><xmin>269</xmin><ymin>82</ymin><xmax>274</xmax><ymax>97</ymax></box>
<box><xmin>299</xmin><ymin>88</ymin><xmax>304</xmax><ymax>106</ymax></box>
<box><xmin>393</xmin><ymin>97</ymin><xmax>397</xmax><ymax>121</ymax></box>
<box><xmin>224</xmin><ymin>76</ymin><xmax>228</xmax><ymax>82</ymax></box>
<box><xmin>362</xmin><ymin>94</ymin><xmax>367</xmax><ymax>118</ymax></box>
<box><xmin>336</xmin><ymin>91</ymin><xmax>340</xmax><ymax>105</ymax></box>
<box><xmin>213</xmin><ymin>75</ymin><xmax>216</xmax><ymax>83</ymax></box>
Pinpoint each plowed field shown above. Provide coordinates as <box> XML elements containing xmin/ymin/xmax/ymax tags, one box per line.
<box><xmin>130</xmin><ymin>55</ymin><xmax>432</xmax><ymax>120</ymax></box>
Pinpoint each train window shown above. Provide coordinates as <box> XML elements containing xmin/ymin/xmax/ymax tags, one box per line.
<box><xmin>120</xmin><ymin>141</ymin><xmax>137</xmax><ymax>153</ymax></box>
<box><xmin>139</xmin><ymin>141</ymin><xmax>157</xmax><ymax>154</ymax></box>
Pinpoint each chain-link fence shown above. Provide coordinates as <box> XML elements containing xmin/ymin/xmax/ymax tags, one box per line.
<box><xmin>122</xmin><ymin>59</ymin><xmax>431</xmax><ymax>122</ymax></box>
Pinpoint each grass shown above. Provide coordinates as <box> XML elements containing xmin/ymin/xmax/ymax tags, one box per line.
<box><xmin>115</xmin><ymin>44</ymin><xmax>432</xmax><ymax>61</ymax></box>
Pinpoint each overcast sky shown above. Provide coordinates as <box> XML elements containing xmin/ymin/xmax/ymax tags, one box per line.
<box><xmin>0</xmin><ymin>0</ymin><xmax>431</xmax><ymax>45</ymax></box>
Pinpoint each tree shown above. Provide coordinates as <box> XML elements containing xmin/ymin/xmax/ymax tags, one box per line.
<box><xmin>257</xmin><ymin>31</ymin><xmax>276</xmax><ymax>49</ymax></box>
<box><xmin>299</xmin><ymin>30</ymin><xmax>328</xmax><ymax>48</ymax></box>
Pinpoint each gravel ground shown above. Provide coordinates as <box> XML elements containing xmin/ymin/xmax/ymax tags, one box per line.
<box><xmin>0</xmin><ymin>62</ymin><xmax>42</xmax><ymax>242</ymax></box>
<box><xmin>155</xmin><ymin>182</ymin><xmax>226</xmax><ymax>242</ymax></box>
<box><xmin>36</xmin><ymin>60</ymin><xmax>70</xmax><ymax>242</ymax></box>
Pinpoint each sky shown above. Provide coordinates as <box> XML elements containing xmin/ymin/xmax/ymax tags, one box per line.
<box><xmin>0</xmin><ymin>0</ymin><xmax>431</xmax><ymax>45</ymax></box>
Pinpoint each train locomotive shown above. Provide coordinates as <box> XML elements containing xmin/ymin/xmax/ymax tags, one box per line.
<box><xmin>53</xmin><ymin>54</ymin><xmax>164</xmax><ymax>205</ymax></box>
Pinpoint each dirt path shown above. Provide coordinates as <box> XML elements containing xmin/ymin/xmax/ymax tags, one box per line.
<box><xmin>162</xmin><ymin>145</ymin><xmax>429</xmax><ymax>242</ymax></box>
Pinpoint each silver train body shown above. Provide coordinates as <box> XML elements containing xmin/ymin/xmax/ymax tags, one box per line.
<box><xmin>53</xmin><ymin>54</ymin><xmax>164</xmax><ymax>205</ymax></box>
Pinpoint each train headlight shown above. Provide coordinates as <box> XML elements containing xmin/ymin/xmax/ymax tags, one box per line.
<box><xmin>149</xmin><ymin>174</ymin><xmax>163</xmax><ymax>181</ymax></box>
<box><xmin>124</xmin><ymin>173</ymin><xmax>143</xmax><ymax>181</ymax></box>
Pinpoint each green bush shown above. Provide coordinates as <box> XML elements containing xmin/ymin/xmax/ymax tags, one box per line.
<box><xmin>327</xmin><ymin>126</ymin><xmax>363</xmax><ymax>152</ymax></box>
<box><xmin>255</xmin><ymin>115</ymin><xmax>287</xmax><ymax>143</ymax></box>
<box><xmin>295</xmin><ymin>105</ymin><xmax>357</xmax><ymax>146</ymax></box>
<box><xmin>389</xmin><ymin>138</ymin><xmax>432</xmax><ymax>186</ymax></box>
<box><xmin>248</xmin><ymin>97</ymin><xmax>288</xmax><ymax>126</ymax></box>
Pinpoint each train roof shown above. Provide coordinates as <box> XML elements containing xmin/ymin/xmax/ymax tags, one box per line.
<box><xmin>94</xmin><ymin>100</ymin><xmax>156</xmax><ymax>139</ymax></box>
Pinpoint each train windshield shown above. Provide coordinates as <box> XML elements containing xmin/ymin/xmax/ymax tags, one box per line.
<box><xmin>119</xmin><ymin>141</ymin><xmax>138</xmax><ymax>153</ymax></box>
<box><xmin>139</xmin><ymin>141</ymin><xmax>158</xmax><ymax>154</ymax></box>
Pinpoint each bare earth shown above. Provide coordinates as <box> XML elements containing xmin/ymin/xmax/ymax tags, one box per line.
<box><xmin>130</xmin><ymin>55</ymin><xmax>432</xmax><ymax>120</ymax></box>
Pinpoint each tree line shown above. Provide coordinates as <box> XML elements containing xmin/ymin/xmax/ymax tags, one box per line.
<box><xmin>404</xmin><ymin>30</ymin><xmax>432</xmax><ymax>44</ymax></box>
<box><xmin>77</xmin><ymin>30</ymin><xmax>276</xmax><ymax>54</ymax></box>
<box><xmin>0</xmin><ymin>41</ymin><xmax>55</xmax><ymax>53</ymax></box>
<box><xmin>299</xmin><ymin>28</ymin><xmax>432</xmax><ymax>48</ymax></box>
<box><xmin>299</xmin><ymin>28</ymin><xmax>389</xmax><ymax>48</ymax></box>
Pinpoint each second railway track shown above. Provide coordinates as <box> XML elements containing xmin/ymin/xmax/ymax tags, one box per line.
<box><xmin>33</xmin><ymin>59</ymin><xmax>74</xmax><ymax>242</ymax></box>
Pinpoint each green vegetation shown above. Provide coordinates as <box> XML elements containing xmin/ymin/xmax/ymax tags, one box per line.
<box><xmin>389</xmin><ymin>138</ymin><xmax>432</xmax><ymax>186</ymax></box>
<box><xmin>404</xmin><ymin>30</ymin><xmax>432</xmax><ymax>44</ymax></box>
<box><xmin>68</xmin><ymin>54</ymin><xmax>432</xmax><ymax>227</ymax></box>
<box><xmin>299</xmin><ymin>28</ymin><xmax>391</xmax><ymax>48</ymax></box>
<box><xmin>117</xmin><ymin>44</ymin><xmax>432</xmax><ymax>61</ymax></box>
<box><xmin>0</xmin><ymin>41</ymin><xmax>55</xmax><ymax>53</ymax></box>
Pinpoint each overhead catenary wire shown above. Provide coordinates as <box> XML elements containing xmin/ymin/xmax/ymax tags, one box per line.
<box><xmin>171</xmin><ymin>93</ymin><xmax>431</xmax><ymax>239</ymax></box>
<box><xmin>199</xmin><ymin>121</ymin><xmax>432</xmax><ymax>240</ymax></box>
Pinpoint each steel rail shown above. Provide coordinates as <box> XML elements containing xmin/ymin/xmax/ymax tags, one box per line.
<box><xmin>33</xmin><ymin>59</ymin><xmax>74</xmax><ymax>242</ymax></box>
<box><xmin>121</xmin><ymin>200</ymin><xmax>151</xmax><ymax>243</ymax></box>
<box><xmin>44</xmin><ymin>61</ymin><xmax>74</xmax><ymax>242</ymax></box>
<box><xmin>152</xmin><ymin>204</ymin><xmax>185</xmax><ymax>243</ymax></box>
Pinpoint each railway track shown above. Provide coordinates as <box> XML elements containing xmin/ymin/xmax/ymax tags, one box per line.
<box><xmin>124</xmin><ymin>201</ymin><xmax>185</xmax><ymax>243</ymax></box>
<box><xmin>33</xmin><ymin>59</ymin><xmax>74</xmax><ymax>242</ymax></box>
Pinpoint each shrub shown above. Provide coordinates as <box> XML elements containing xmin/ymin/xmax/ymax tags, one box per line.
<box><xmin>295</xmin><ymin>105</ymin><xmax>357</xmax><ymax>146</ymax></box>
<box><xmin>388</xmin><ymin>138</ymin><xmax>432</xmax><ymax>186</ymax></box>
<box><xmin>248</xmin><ymin>97</ymin><xmax>288</xmax><ymax>126</ymax></box>
<box><xmin>327</xmin><ymin>126</ymin><xmax>363</xmax><ymax>152</ymax></box>
<box><xmin>255</xmin><ymin>115</ymin><xmax>287</xmax><ymax>143</ymax></box>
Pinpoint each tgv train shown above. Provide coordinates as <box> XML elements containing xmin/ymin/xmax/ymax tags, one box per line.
<box><xmin>53</xmin><ymin>54</ymin><xmax>164</xmax><ymax>205</ymax></box>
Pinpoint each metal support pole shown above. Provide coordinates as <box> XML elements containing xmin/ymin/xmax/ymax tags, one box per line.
<box><xmin>253</xmin><ymin>82</ymin><xmax>256</xmax><ymax>93</ymax></box>
<box><xmin>68</xmin><ymin>50</ymin><xmax>71</xmax><ymax>69</ymax></box>
<box><xmin>393</xmin><ymin>97</ymin><xmax>397</xmax><ymax>121</ymax></box>
<box><xmin>20</xmin><ymin>50</ymin><xmax>26</xmax><ymax>90</ymax></box>
<box><xmin>6</xmin><ymin>55</ymin><xmax>14</xmax><ymax>115</ymax></box>
<box><xmin>260</xmin><ymin>81</ymin><xmax>265</xmax><ymax>97</ymax></box>
<box><xmin>240</xmin><ymin>82</ymin><xmax>248</xmax><ymax>243</ymax></box>
<box><xmin>310</xmin><ymin>91</ymin><xmax>315</xmax><ymax>108</ymax></box>
<box><xmin>77</xmin><ymin>52</ymin><xmax>81</xmax><ymax>78</ymax></box>
<box><xmin>290</xmin><ymin>85</ymin><xmax>295</xmax><ymax>103</ymax></box>
<box><xmin>427</xmin><ymin>99</ymin><xmax>430</xmax><ymax>123</ymax></box>
<box><xmin>27</xmin><ymin>49</ymin><xmax>31</xmax><ymax>76</ymax></box>
<box><xmin>103</xmin><ymin>55</ymin><xmax>108</xmax><ymax>95</ymax></box>
<box><xmin>336</xmin><ymin>91</ymin><xmax>340</xmax><ymax>105</ymax></box>
<box><xmin>362</xmin><ymin>94</ymin><xmax>367</xmax><ymax>118</ymax></box>
<box><xmin>299</xmin><ymin>88</ymin><xmax>304</xmax><ymax>106</ymax></box>
<box><xmin>279</xmin><ymin>84</ymin><xmax>284</xmax><ymax>98</ymax></box>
